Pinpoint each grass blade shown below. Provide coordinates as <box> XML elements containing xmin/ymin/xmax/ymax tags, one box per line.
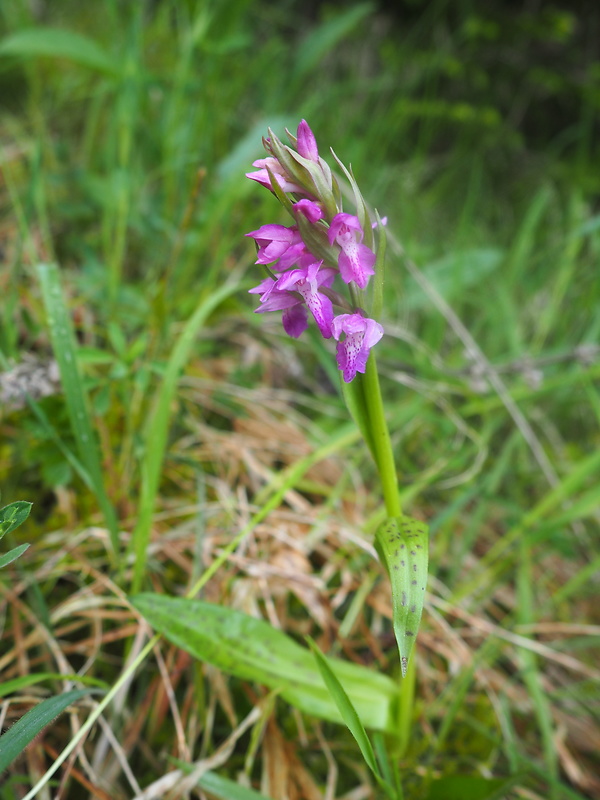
<box><xmin>0</xmin><ymin>689</ymin><xmax>93</xmax><ymax>774</ymax></box>
<box><xmin>307</xmin><ymin>636</ymin><xmax>379</xmax><ymax>773</ymax></box>
<box><xmin>130</xmin><ymin>281</ymin><xmax>239</xmax><ymax>592</ymax></box>
<box><xmin>37</xmin><ymin>263</ymin><xmax>119</xmax><ymax>555</ymax></box>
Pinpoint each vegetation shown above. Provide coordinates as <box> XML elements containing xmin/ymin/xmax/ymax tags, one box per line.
<box><xmin>0</xmin><ymin>1</ymin><xmax>599</xmax><ymax>798</ymax></box>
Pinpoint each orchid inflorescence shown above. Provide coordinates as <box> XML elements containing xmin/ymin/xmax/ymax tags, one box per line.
<box><xmin>246</xmin><ymin>120</ymin><xmax>386</xmax><ymax>383</ymax></box>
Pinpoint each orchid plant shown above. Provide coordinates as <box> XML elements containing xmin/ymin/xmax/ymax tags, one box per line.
<box><xmin>246</xmin><ymin>121</ymin><xmax>429</xmax><ymax>679</ymax></box>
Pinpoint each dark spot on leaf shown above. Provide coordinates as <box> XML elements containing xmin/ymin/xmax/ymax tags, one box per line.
<box><xmin>411</xmin><ymin>579</ymin><xmax>417</xmax><ymax>585</ymax></box>
<box><xmin>393</xmin><ymin>565</ymin><xmax>399</xmax><ymax>570</ymax></box>
<box><xmin>410</xmin><ymin>605</ymin><xmax>416</xmax><ymax>613</ymax></box>
<box><xmin>413</xmin><ymin>564</ymin><xmax>418</xmax><ymax>572</ymax></box>
<box><xmin>401</xmin><ymin>591</ymin><xmax>407</xmax><ymax>606</ymax></box>
<box><xmin>405</xmin><ymin>631</ymin><xmax>414</xmax><ymax>636</ymax></box>
<box><xmin>410</xmin><ymin>550</ymin><xmax>416</xmax><ymax>555</ymax></box>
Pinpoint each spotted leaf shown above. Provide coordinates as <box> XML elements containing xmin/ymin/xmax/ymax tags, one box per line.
<box><xmin>376</xmin><ymin>515</ymin><xmax>429</xmax><ymax>677</ymax></box>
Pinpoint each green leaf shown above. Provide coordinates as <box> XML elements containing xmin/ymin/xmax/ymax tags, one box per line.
<box><xmin>376</xmin><ymin>516</ymin><xmax>429</xmax><ymax>677</ymax></box>
<box><xmin>131</xmin><ymin>594</ymin><xmax>399</xmax><ymax>732</ymax></box>
<box><xmin>425</xmin><ymin>775</ymin><xmax>518</xmax><ymax>800</ymax></box>
<box><xmin>0</xmin><ymin>673</ymin><xmax>109</xmax><ymax>699</ymax></box>
<box><xmin>37</xmin><ymin>264</ymin><xmax>119</xmax><ymax>555</ymax></box>
<box><xmin>130</xmin><ymin>281</ymin><xmax>239</xmax><ymax>592</ymax></box>
<box><xmin>197</xmin><ymin>770</ymin><xmax>275</xmax><ymax>799</ymax></box>
<box><xmin>0</xmin><ymin>543</ymin><xmax>30</xmax><ymax>569</ymax></box>
<box><xmin>0</xmin><ymin>689</ymin><xmax>93</xmax><ymax>774</ymax></box>
<box><xmin>307</xmin><ymin>637</ymin><xmax>379</xmax><ymax>773</ymax></box>
<box><xmin>0</xmin><ymin>27</ymin><xmax>120</xmax><ymax>76</ymax></box>
<box><xmin>0</xmin><ymin>501</ymin><xmax>32</xmax><ymax>539</ymax></box>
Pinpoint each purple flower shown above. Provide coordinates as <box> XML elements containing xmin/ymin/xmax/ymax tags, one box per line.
<box><xmin>245</xmin><ymin>157</ymin><xmax>305</xmax><ymax>194</ymax></box>
<box><xmin>296</xmin><ymin>120</ymin><xmax>319</xmax><ymax>162</ymax></box>
<box><xmin>245</xmin><ymin>224</ymin><xmax>306</xmax><ymax>270</ymax></box>
<box><xmin>327</xmin><ymin>213</ymin><xmax>376</xmax><ymax>289</ymax></box>
<box><xmin>249</xmin><ymin>262</ymin><xmax>336</xmax><ymax>339</ymax></box>
<box><xmin>293</xmin><ymin>199</ymin><xmax>324</xmax><ymax>223</ymax></box>
<box><xmin>332</xmin><ymin>313</ymin><xmax>384</xmax><ymax>382</ymax></box>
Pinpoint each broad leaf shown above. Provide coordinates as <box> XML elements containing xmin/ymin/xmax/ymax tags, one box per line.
<box><xmin>132</xmin><ymin>594</ymin><xmax>399</xmax><ymax>732</ymax></box>
<box><xmin>376</xmin><ymin>516</ymin><xmax>429</xmax><ymax>677</ymax></box>
<box><xmin>0</xmin><ymin>502</ymin><xmax>32</xmax><ymax>539</ymax></box>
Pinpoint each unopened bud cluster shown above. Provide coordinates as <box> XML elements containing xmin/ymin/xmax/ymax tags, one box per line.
<box><xmin>246</xmin><ymin>121</ymin><xmax>385</xmax><ymax>383</ymax></box>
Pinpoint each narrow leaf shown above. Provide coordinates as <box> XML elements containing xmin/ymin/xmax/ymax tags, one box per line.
<box><xmin>0</xmin><ymin>689</ymin><xmax>93</xmax><ymax>774</ymax></box>
<box><xmin>307</xmin><ymin>637</ymin><xmax>378</xmax><ymax>774</ymax></box>
<box><xmin>376</xmin><ymin>516</ymin><xmax>429</xmax><ymax>677</ymax></box>
<box><xmin>199</xmin><ymin>770</ymin><xmax>275</xmax><ymax>799</ymax></box>
<box><xmin>0</xmin><ymin>543</ymin><xmax>30</xmax><ymax>569</ymax></box>
<box><xmin>37</xmin><ymin>264</ymin><xmax>119</xmax><ymax>554</ymax></box>
<box><xmin>0</xmin><ymin>501</ymin><xmax>32</xmax><ymax>539</ymax></box>
<box><xmin>0</xmin><ymin>27</ymin><xmax>120</xmax><ymax>75</ymax></box>
<box><xmin>0</xmin><ymin>674</ymin><xmax>108</xmax><ymax>699</ymax></box>
<box><xmin>131</xmin><ymin>594</ymin><xmax>398</xmax><ymax>732</ymax></box>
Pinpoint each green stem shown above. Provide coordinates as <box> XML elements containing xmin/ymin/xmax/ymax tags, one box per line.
<box><xmin>361</xmin><ymin>353</ymin><xmax>402</xmax><ymax>518</ymax></box>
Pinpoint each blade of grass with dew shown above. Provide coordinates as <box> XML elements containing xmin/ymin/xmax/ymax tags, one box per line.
<box><xmin>37</xmin><ymin>263</ymin><xmax>120</xmax><ymax>556</ymax></box>
<box><xmin>0</xmin><ymin>689</ymin><xmax>96</xmax><ymax>774</ymax></box>
<box><xmin>307</xmin><ymin>636</ymin><xmax>400</xmax><ymax>799</ymax></box>
<box><xmin>131</xmin><ymin>594</ymin><xmax>400</xmax><ymax>733</ymax></box>
<box><xmin>375</xmin><ymin>516</ymin><xmax>429</xmax><ymax>677</ymax></box>
<box><xmin>130</xmin><ymin>280</ymin><xmax>239</xmax><ymax>592</ymax></box>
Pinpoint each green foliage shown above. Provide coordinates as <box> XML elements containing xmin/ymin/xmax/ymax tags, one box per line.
<box><xmin>131</xmin><ymin>593</ymin><xmax>400</xmax><ymax>733</ymax></box>
<box><xmin>0</xmin><ymin>26</ymin><xmax>119</xmax><ymax>75</ymax></box>
<box><xmin>0</xmin><ymin>689</ymin><xmax>94</xmax><ymax>774</ymax></box>
<box><xmin>308</xmin><ymin>636</ymin><xmax>402</xmax><ymax>798</ymax></box>
<box><xmin>376</xmin><ymin>516</ymin><xmax>429</xmax><ymax>677</ymax></box>
<box><xmin>0</xmin><ymin>501</ymin><xmax>31</xmax><ymax>568</ymax></box>
<box><xmin>0</xmin><ymin>0</ymin><xmax>598</xmax><ymax>797</ymax></box>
